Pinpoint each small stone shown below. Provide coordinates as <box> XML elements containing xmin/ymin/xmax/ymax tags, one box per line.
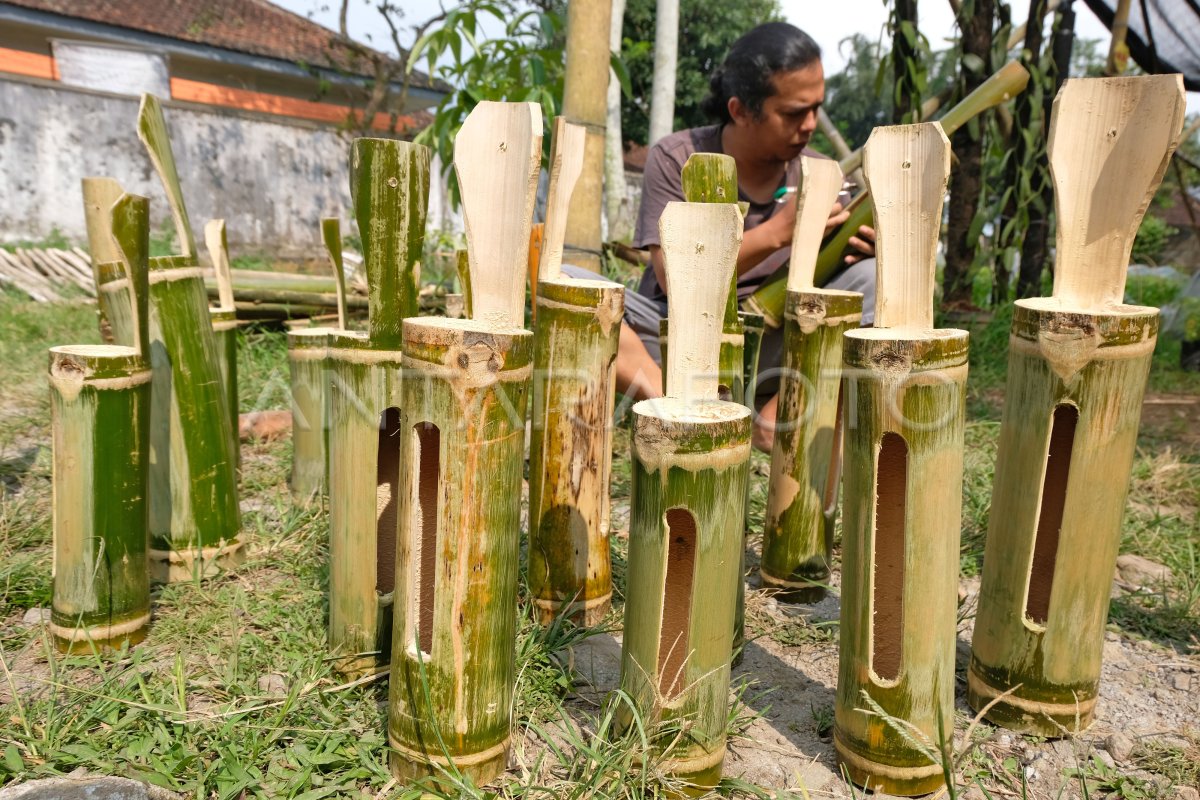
<box><xmin>1115</xmin><ymin>554</ymin><xmax>1173</xmax><ymax>588</ymax></box>
<box><xmin>21</xmin><ymin>607</ymin><xmax>50</xmax><ymax>625</ymax></box>
<box><xmin>958</xmin><ymin>585</ymin><xmax>968</xmax><ymax>604</ymax></box>
<box><xmin>1094</xmin><ymin>748</ymin><xmax>1115</xmax><ymax>768</ymax></box>
<box><xmin>1172</xmin><ymin>673</ymin><xmax>1191</xmax><ymax>692</ymax></box>
<box><xmin>1174</xmin><ymin>786</ymin><xmax>1199</xmax><ymax>800</ymax></box>
<box><xmin>998</xmin><ymin>734</ymin><xmax>1012</xmax><ymax>747</ymax></box>
<box><xmin>256</xmin><ymin>673</ymin><xmax>287</xmax><ymax>695</ymax></box>
<box><xmin>1104</xmin><ymin>732</ymin><xmax>1136</xmax><ymax>764</ymax></box>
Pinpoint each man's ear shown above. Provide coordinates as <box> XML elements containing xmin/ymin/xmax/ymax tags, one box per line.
<box><xmin>727</xmin><ymin>96</ymin><xmax>751</xmax><ymax>126</ymax></box>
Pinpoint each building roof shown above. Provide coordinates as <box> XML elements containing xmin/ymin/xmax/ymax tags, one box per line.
<box><xmin>3</xmin><ymin>0</ymin><xmax>442</xmax><ymax>91</ymax></box>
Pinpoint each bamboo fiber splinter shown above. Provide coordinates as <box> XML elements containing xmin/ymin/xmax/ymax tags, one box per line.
<box><xmin>833</xmin><ymin>123</ymin><xmax>967</xmax><ymax>796</ymax></box>
<box><xmin>528</xmin><ymin>117</ymin><xmax>625</xmax><ymax>625</ymax></box>
<box><xmin>328</xmin><ymin>140</ymin><xmax>430</xmax><ymax>676</ymax></box>
<box><xmin>387</xmin><ymin>101</ymin><xmax>540</xmax><ymax>786</ymax></box>
<box><xmin>968</xmin><ymin>75</ymin><xmax>1186</xmax><ymax>736</ymax></box>
<box><xmin>619</xmin><ymin>200</ymin><xmax>750</xmax><ymax>794</ymax></box>
<box><xmin>51</xmin><ymin>193</ymin><xmax>152</xmax><ymax>653</ymax></box>
<box><xmin>762</xmin><ymin>156</ymin><xmax>862</xmax><ymax>602</ymax></box>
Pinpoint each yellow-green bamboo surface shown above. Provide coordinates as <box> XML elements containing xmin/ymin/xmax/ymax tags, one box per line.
<box><xmin>388</xmin><ymin>318</ymin><xmax>533</xmax><ymax>785</ymax></box>
<box><xmin>620</xmin><ymin>399</ymin><xmax>751</xmax><ymax>793</ymax></box>
<box><xmin>834</xmin><ymin>330</ymin><xmax>968</xmax><ymax>795</ymax></box>
<box><xmin>287</xmin><ymin>328</ymin><xmax>335</xmax><ymax>502</ymax></box>
<box><xmin>968</xmin><ymin>302</ymin><xmax>1157</xmax><ymax>733</ymax></box>
<box><xmin>761</xmin><ymin>290</ymin><xmax>862</xmax><ymax>601</ymax></box>
<box><xmin>528</xmin><ymin>277</ymin><xmax>624</xmax><ymax>624</ymax></box>
<box><xmin>326</xmin><ymin>331</ymin><xmax>403</xmax><ymax>676</ymax></box>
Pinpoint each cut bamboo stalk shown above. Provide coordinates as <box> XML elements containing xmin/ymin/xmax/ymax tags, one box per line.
<box><xmin>328</xmin><ymin>140</ymin><xmax>430</xmax><ymax>676</ymax></box>
<box><xmin>968</xmin><ymin>75</ymin><xmax>1186</xmax><ymax>736</ymax></box>
<box><xmin>528</xmin><ymin>117</ymin><xmax>625</xmax><ymax>626</ymax></box>
<box><xmin>762</xmin><ymin>156</ymin><xmax>863</xmax><ymax>603</ymax></box>
<box><xmin>833</xmin><ymin>122</ymin><xmax>966</xmax><ymax>796</ymax></box>
<box><xmin>204</xmin><ymin>220</ymin><xmax>239</xmax><ymax>464</ymax></box>
<box><xmin>0</xmin><ymin>249</ymin><xmax>59</xmax><ymax>302</ymax></box>
<box><xmin>388</xmin><ymin>101</ymin><xmax>540</xmax><ymax>787</ymax></box>
<box><xmin>322</xmin><ymin>217</ymin><xmax>349</xmax><ymax>330</ymax></box>
<box><xmin>619</xmin><ymin>200</ymin><xmax>750</xmax><ymax>793</ymax></box>
<box><xmin>136</xmin><ymin>94</ymin><xmax>242</xmax><ymax>582</ymax></box>
<box><xmin>50</xmin><ymin>192</ymin><xmax>152</xmax><ymax>653</ymax></box>
<box><xmin>745</xmin><ymin>60</ymin><xmax>1031</xmax><ymax>328</ymax></box>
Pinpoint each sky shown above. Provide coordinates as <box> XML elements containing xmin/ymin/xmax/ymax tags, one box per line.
<box><xmin>277</xmin><ymin>0</ymin><xmax>1198</xmax><ymax>114</ymax></box>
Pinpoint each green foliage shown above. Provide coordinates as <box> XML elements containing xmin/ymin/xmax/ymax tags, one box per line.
<box><xmin>1124</xmin><ymin>273</ymin><xmax>1184</xmax><ymax>309</ymax></box>
<box><xmin>1130</xmin><ymin>215</ymin><xmax>1178</xmax><ymax>265</ymax></box>
<box><xmin>618</xmin><ymin>0</ymin><xmax>783</xmax><ymax>145</ymax></box>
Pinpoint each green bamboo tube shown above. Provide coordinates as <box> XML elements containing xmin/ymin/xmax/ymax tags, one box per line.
<box><xmin>205</xmin><ymin>220</ymin><xmax>239</xmax><ymax>464</ymax></box>
<box><xmin>968</xmin><ymin>75</ymin><xmax>1186</xmax><ymax>736</ymax></box>
<box><xmin>327</xmin><ymin>330</ymin><xmax>404</xmax><ymax>676</ymax></box>
<box><xmin>388</xmin><ymin>318</ymin><xmax>533</xmax><ymax>784</ymax></box>
<box><xmin>528</xmin><ymin>118</ymin><xmax>626</xmax><ymax>626</ymax></box>
<box><xmin>762</xmin><ymin>155</ymin><xmax>862</xmax><ymax>603</ymax></box>
<box><xmin>387</xmin><ymin>100</ymin><xmax>541</xmax><ymax>787</ymax></box>
<box><xmin>51</xmin><ymin>193</ymin><xmax>152</xmax><ymax>653</ymax></box>
<box><xmin>618</xmin><ymin>201</ymin><xmax>748</xmax><ymax>793</ymax></box>
<box><xmin>833</xmin><ymin>123</ymin><xmax>965</xmax><ymax>796</ymax></box>
<box><xmin>287</xmin><ymin>328</ymin><xmax>335</xmax><ymax>502</ymax></box>
<box><xmin>327</xmin><ymin>138</ymin><xmax>429</xmax><ymax>675</ymax></box>
<box><xmin>740</xmin><ymin>311</ymin><xmax>764</xmax><ymax>407</ymax></box>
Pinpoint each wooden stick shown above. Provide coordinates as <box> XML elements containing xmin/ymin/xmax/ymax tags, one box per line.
<box><xmin>528</xmin><ymin>117</ymin><xmax>624</xmax><ymax>625</ymax></box>
<box><xmin>763</xmin><ymin>156</ymin><xmax>862</xmax><ymax>603</ymax></box>
<box><xmin>321</xmin><ymin>217</ymin><xmax>349</xmax><ymax>330</ymax></box>
<box><xmin>969</xmin><ymin>74</ymin><xmax>1185</xmax><ymax>737</ymax></box>
<box><xmin>835</xmin><ymin>122</ymin><xmax>965</xmax><ymax>796</ymax></box>
<box><xmin>136</xmin><ymin>94</ymin><xmax>195</xmax><ymax>258</ymax></box>
<box><xmin>204</xmin><ymin>220</ymin><xmax>240</xmax><ymax>464</ymax></box>
<box><xmin>454</xmin><ymin>101</ymin><xmax>543</xmax><ymax>329</ymax></box>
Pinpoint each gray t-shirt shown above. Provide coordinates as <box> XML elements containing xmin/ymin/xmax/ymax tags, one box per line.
<box><xmin>632</xmin><ymin>124</ymin><xmax>812</xmax><ymax>301</ymax></box>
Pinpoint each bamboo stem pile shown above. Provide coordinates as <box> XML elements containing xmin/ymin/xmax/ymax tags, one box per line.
<box><xmin>0</xmin><ymin>247</ymin><xmax>95</xmax><ymax>301</ymax></box>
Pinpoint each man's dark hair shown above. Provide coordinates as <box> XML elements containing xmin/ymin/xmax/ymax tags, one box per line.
<box><xmin>701</xmin><ymin>23</ymin><xmax>822</xmax><ymax>124</ymax></box>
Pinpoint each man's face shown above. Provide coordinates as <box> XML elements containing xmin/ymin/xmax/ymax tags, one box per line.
<box><xmin>734</xmin><ymin>61</ymin><xmax>825</xmax><ymax>162</ymax></box>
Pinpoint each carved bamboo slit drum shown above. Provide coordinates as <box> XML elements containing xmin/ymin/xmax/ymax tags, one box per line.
<box><xmin>529</xmin><ymin>118</ymin><xmax>625</xmax><ymax>625</ymax></box>
<box><xmin>968</xmin><ymin>75</ymin><xmax>1186</xmax><ymax>736</ymax></box>
<box><xmin>328</xmin><ymin>138</ymin><xmax>430</xmax><ymax>676</ymax></box>
<box><xmin>204</xmin><ymin>219</ymin><xmax>239</xmax><ymax>463</ymax></box>
<box><xmin>833</xmin><ymin>124</ymin><xmax>966</xmax><ymax>796</ymax></box>
<box><xmin>387</xmin><ymin>101</ymin><xmax>540</xmax><ymax>786</ymax></box>
<box><xmin>51</xmin><ymin>193</ymin><xmax>152</xmax><ymax>653</ymax></box>
<box><xmin>762</xmin><ymin>156</ymin><xmax>862</xmax><ymax>603</ymax></box>
<box><xmin>619</xmin><ymin>201</ymin><xmax>749</xmax><ymax>794</ymax></box>
<box><xmin>131</xmin><ymin>94</ymin><xmax>242</xmax><ymax>581</ymax></box>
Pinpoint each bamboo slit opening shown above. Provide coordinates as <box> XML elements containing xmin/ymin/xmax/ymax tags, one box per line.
<box><xmin>1025</xmin><ymin>403</ymin><xmax>1078</xmax><ymax>625</ymax></box>
<box><xmin>824</xmin><ymin>387</ymin><xmax>845</xmax><ymax>516</ymax></box>
<box><xmin>872</xmin><ymin>432</ymin><xmax>908</xmax><ymax>682</ymax></box>
<box><xmin>376</xmin><ymin>407</ymin><xmax>401</xmax><ymax>595</ymax></box>
<box><xmin>411</xmin><ymin>421</ymin><xmax>440</xmax><ymax>655</ymax></box>
<box><xmin>659</xmin><ymin>507</ymin><xmax>697</xmax><ymax>700</ymax></box>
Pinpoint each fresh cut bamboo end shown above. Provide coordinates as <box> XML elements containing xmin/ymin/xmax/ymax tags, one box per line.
<box><xmin>967</xmin><ymin>663</ymin><xmax>1096</xmax><ymax>736</ymax></box>
<box><xmin>149</xmin><ymin>540</ymin><xmax>246</xmax><ymax>583</ymax></box>
<box><xmin>402</xmin><ymin>317</ymin><xmax>533</xmax><ymax>388</ymax></box>
<box><xmin>532</xmin><ymin>593</ymin><xmax>613</xmax><ymax>627</ymax></box>
<box><xmin>388</xmin><ymin>735</ymin><xmax>510</xmax><ymax>786</ymax></box>
<box><xmin>834</xmin><ymin>730</ymin><xmax>945</xmax><ymax>796</ymax></box>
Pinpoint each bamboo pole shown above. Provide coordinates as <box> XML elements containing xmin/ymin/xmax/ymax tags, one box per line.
<box><xmin>328</xmin><ymin>139</ymin><xmax>430</xmax><ymax>676</ymax></box>
<box><xmin>388</xmin><ymin>101</ymin><xmax>540</xmax><ymax>786</ymax></box>
<box><xmin>528</xmin><ymin>118</ymin><xmax>625</xmax><ymax>625</ymax></box>
<box><xmin>204</xmin><ymin>220</ymin><xmax>239</xmax><ymax>465</ymax></box>
<box><xmin>745</xmin><ymin>60</ymin><xmax>1031</xmax><ymax>328</ymax></box>
<box><xmin>762</xmin><ymin>157</ymin><xmax>863</xmax><ymax>603</ymax></box>
<box><xmin>619</xmin><ymin>201</ymin><xmax>749</xmax><ymax>793</ymax></box>
<box><xmin>833</xmin><ymin>123</ymin><xmax>967</xmax><ymax>796</ymax></box>
<box><xmin>134</xmin><ymin>95</ymin><xmax>242</xmax><ymax>582</ymax></box>
<box><xmin>50</xmin><ymin>193</ymin><xmax>152</xmax><ymax>653</ymax></box>
<box><xmin>968</xmin><ymin>75</ymin><xmax>1186</xmax><ymax>736</ymax></box>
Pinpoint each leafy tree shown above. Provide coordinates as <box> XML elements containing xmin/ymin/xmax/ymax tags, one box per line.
<box><xmin>619</xmin><ymin>0</ymin><xmax>783</xmax><ymax>146</ymax></box>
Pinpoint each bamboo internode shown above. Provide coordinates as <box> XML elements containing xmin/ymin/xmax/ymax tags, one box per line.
<box><xmin>287</xmin><ymin>328</ymin><xmax>334</xmax><ymax>502</ymax></box>
<box><xmin>968</xmin><ymin>75</ymin><xmax>1186</xmax><ymax>736</ymax></box>
<box><xmin>205</xmin><ymin>220</ymin><xmax>240</xmax><ymax>465</ymax></box>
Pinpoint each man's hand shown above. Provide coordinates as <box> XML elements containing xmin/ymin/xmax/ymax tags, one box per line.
<box><xmin>825</xmin><ymin>201</ymin><xmax>849</xmax><ymax>235</ymax></box>
<box><xmin>845</xmin><ymin>224</ymin><xmax>876</xmax><ymax>264</ymax></box>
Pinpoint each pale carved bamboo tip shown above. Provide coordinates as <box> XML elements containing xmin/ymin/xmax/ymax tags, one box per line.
<box><xmin>204</xmin><ymin>219</ymin><xmax>235</xmax><ymax>311</ymax></box>
<box><xmin>863</xmin><ymin>122</ymin><xmax>951</xmax><ymax>331</ymax></box>
<box><xmin>321</xmin><ymin>217</ymin><xmax>348</xmax><ymax>330</ymax></box>
<box><xmin>538</xmin><ymin>117</ymin><xmax>586</xmax><ymax>283</ymax></box>
<box><xmin>659</xmin><ymin>201</ymin><xmax>744</xmax><ymax>403</ymax></box>
<box><xmin>455</xmin><ymin>101</ymin><xmax>543</xmax><ymax>330</ymax></box>
<box><xmin>1047</xmin><ymin>74</ymin><xmax>1186</xmax><ymax>312</ymax></box>
<box><xmin>787</xmin><ymin>156</ymin><xmax>844</xmax><ymax>293</ymax></box>
<box><xmin>108</xmin><ymin>192</ymin><xmax>152</xmax><ymax>359</ymax></box>
<box><xmin>136</xmin><ymin>93</ymin><xmax>195</xmax><ymax>259</ymax></box>
<box><xmin>81</xmin><ymin>177</ymin><xmax>125</xmax><ymax>266</ymax></box>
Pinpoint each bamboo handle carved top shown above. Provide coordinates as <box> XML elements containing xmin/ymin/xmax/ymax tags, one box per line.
<box><xmin>659</xmin><ymin>202</ymin><xmax>743</xmax><ymax>402</ymax></box>
<box><xmin>455</xmin><ymin>101</ymin><xmax>543</xmax><ymax>329</ymax></box>
<box><xmin>863</xmin><ymin>122</ymin><xmax>951</xmax><ymax>330</ymax></box>
<box><xmin>108</xmin><ymin>193</ymin><xmax>152</xmax><ymax>359</ymax></box>
<box><xmin>204</xmin><ymin>219</ymin><xmax>235</xmax><ymax>311</ymax></box>
<box><xmin>539</xmin><ymin>117</ymin><xmax>586</xmax><ymax>283</ymax></box>
<box><xmin>787</xmin><ymin>156</ymin><xmax>844</xmax><ymax>292</ymax></box>
<box><xmin>1047</xmin><ymin>75</ymin><xmax>1186</xmax><ymax>312</ymax></box>
<box><xmin>321</xmin><ymin>217</ymin><xmax>348</xmax><ymax>330</ymax></box>
<box><xmin>137</xmin><ymin>94</ymin><xmax>195</xmax><ymax>259</ymax></box>
<box><xmin>81</xmin><ymin>177</ymin><xmax>125</xmax><ymax>267</ymax></box>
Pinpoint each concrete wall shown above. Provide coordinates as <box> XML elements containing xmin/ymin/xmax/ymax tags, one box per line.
<box><xmin>0</xmin><ymin>74</ymin><xmax>357</xmax><ymax>258</ymax></box>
